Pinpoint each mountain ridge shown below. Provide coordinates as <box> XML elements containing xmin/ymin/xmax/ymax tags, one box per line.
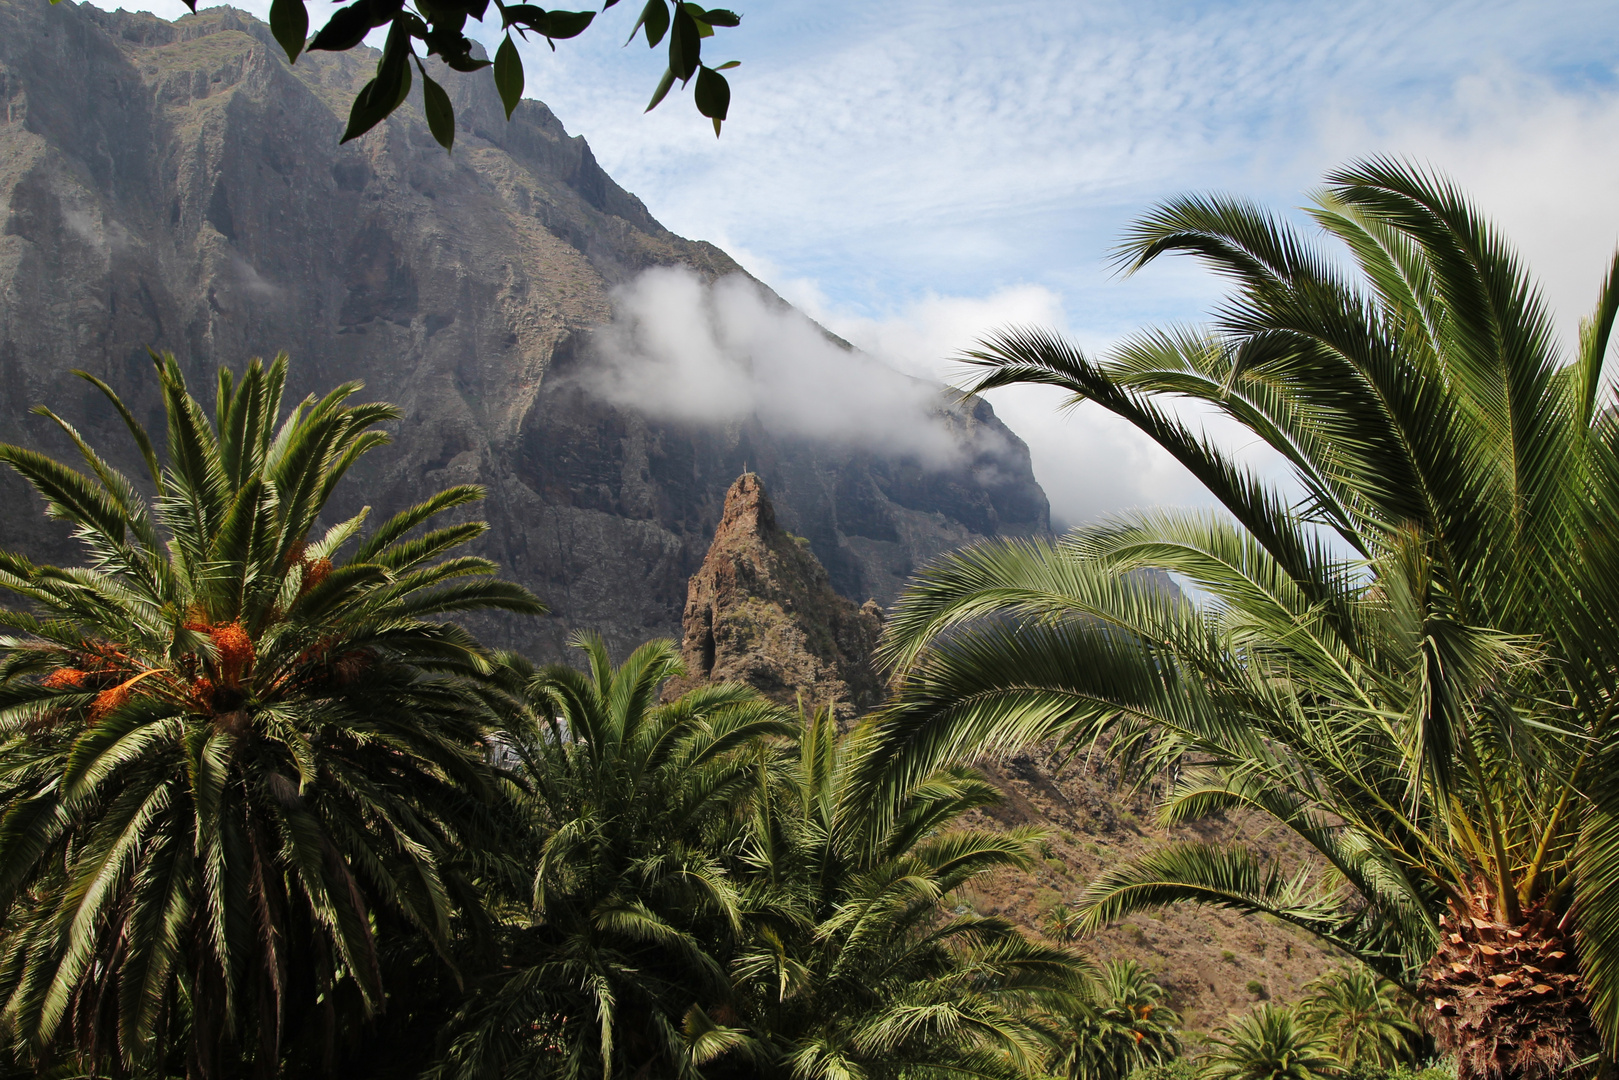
<box><xmin>0</xmin><ymin>0</ymin><xmax>1049</xmax><ymax>659</ymax></box>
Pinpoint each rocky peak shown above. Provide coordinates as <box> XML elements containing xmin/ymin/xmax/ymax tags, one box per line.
<box><xmin>667</xmin><ymin>474</ymin><xmax>885</xmax><ymax>721</ymax></box>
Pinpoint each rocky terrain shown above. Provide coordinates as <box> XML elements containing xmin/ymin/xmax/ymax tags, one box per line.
<box><xmin>0</xmin><ymin>0</ymin><xmax>1047</xmax><ymax>659</ymax></box>
<box><xmin>669</xmin><ymin>474</ymin><xmax>1343</xmax><ymax>1033</ymax></box>
<box><xmin>663</xmin><ymin>473</ymin><xmax>886</xmax><ymax>720</ymax></box>
<box><xmin>965</xmin><ymin>751</ymin><xmax>1343</xmax><ymax>1036</ymax></box>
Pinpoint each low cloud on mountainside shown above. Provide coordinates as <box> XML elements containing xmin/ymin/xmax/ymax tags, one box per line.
<box><xmin>587</xmin><ymin>268</ymin><xmax>1268</xmax><ymax>530</ymax></box>
<box><xmin>805</xmin><ymin>284</ymin><xmax>1292</xmax><ymax>531</ymax></box>
<box><xmin>585</xmin><ymin>267</ymin><xmax>1013</xmax><ymax>471</ymax></box>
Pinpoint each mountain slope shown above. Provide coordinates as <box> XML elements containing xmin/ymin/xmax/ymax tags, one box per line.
<box><xmin>0</xmin><ymin>0</ymin><xmax>1048</xmax><ymax>657</ymax></box>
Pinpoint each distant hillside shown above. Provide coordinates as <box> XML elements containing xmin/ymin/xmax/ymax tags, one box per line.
<box><xmin>965</xmin><ymin>749</ymin><xmax>1343</xmax><ymax>1035</ymax></box>
<box><xmin>0</xmin><ymin>0</ymin><xmax>1048</xmax><ymax>658</ymax></box>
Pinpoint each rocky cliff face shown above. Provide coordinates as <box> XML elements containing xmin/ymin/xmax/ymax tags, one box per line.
<box><xmin>0</xmin><ymin>0</ymin><xmax>1049</xmax><ymax>658</ymax></box>
<box><xmin>664</xmin><ymin>473</ymin><xmax>885</xmax><ymax>720</ymax></box>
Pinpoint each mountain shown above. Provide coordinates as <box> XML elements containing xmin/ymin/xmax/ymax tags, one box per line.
<box><xmin>0</xmin><ymin>0</ymin><xmax>1048</xmax><ymax>658</ymax></box>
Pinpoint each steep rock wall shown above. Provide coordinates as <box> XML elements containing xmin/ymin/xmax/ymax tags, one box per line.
<box><xmin>0</xmin><ymin>0</ymin><xmax>1049</xmax><ymax>657</ymax></box>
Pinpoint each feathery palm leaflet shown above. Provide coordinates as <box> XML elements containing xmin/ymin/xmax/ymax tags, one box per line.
<box><xmin>869</xmin><ymin>159</ymin><xmax>1619</xmax><ymax>1079</ymax></box>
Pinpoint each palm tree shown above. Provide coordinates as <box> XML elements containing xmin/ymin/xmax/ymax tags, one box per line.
<box><xmin>0</xmin><ymin>354</ymin><xmax>544</xmax><ymax>1077</ymax></box>
<box><xmin>867</xmin><ymin>159</ymin><xmax>1619</xmax><ymax>1078</ymax></box>
<box><xmin>428</xmin><ymin>634</ymin><xmax>795</xmax><ymax>1080</ymax></box>
<box><xmin>1295</xmin><ymin>967</ymin><xmax>1420</xmax><ymax>1073</ymax></box>
<box><xmin>1202</xmin><ymin>1005</ymin><xmax>1338</xmax><ymax>1080</ymax></box>
<box><xmin>1052</xmin><ymin>959</ymin><xmax>1181</xmax><ymax>1080</ymax></box>
<box><xmin>713</xmin><ymin>706</ymin><xmax>1093</xmax><ymax>1080</ymax></box>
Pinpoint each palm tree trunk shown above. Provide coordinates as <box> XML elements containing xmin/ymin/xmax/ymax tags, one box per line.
<box><xmin>1419</xmin><ymin>893</ymin><xmax>1596</xmax><ymax>1080</ymax></box>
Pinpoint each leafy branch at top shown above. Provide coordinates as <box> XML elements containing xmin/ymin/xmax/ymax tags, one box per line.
<box><xmin>245</xmin><ymin>0</ymin><xmax>743</xmax><ymax>151</ymax></box>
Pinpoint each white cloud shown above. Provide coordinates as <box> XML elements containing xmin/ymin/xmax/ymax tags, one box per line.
<box><xmin>1313</xmin><ymin>69</ymin><xmax>1619</xmax><ymax>357</ymax></box>
<box><xmin>583</xmin><ymin>267</ymin><xmax>1012</xmax><ymax>469</ymax></box>
<box><xmin>824</xmin><ymin>285</ymin><xmax>1068</xmax><ymax>383</ymax></box>
<box><xmin>815</xmin><ymin>285</ymin><xmax>1228</xmax><ymax>528</ymax></box>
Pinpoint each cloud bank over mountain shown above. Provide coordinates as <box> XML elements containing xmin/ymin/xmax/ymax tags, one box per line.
<box><xmin>586</xmin><ymin>268</ymin><xmax>1011</xmax><ymax>469</ymax></box>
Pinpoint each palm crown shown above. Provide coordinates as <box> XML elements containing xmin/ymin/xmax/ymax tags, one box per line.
<box><xmin>1201</xmin><ymin>1005</ymin><xmax>1339</xmax><ymax>1080</ymax></box>
<box><xmin>1295</xmin><ymin>966</ymin><xmax>1420</xmax><ymax>1071</ymax></box>
<box><xmin>0</xmin><ymin>354</ymin><xmax>542</xmax><ymax>1076</ymax></box>
<box><xmin>868</xmin><ymin>159</ymin><xmax>1619</xmax><ymax>1078</ymax></box>
<box><xmin>1051</xmin><ymin>959</ymin><xmax>1180</xmax><ymax>1080</ymax></box>
<box><xmin>429</xmin><ymin>634</ymin><xmax>796</xmax><ymax>1080</ymax></box>
<box><xmin>723</xmin><ymin>706</ymin><xmax>1092</xmax><ymax>1080</ymax></box>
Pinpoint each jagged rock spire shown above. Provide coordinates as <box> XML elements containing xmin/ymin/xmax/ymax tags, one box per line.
<box><xmin>666</xmin><ymin>474</ymin><xmax>885</xmax><ymax>720</ymax></box>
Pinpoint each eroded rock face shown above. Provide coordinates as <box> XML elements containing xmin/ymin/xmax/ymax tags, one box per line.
<box><xmin>665</xmin><ymin>474</ymin><xmax>884</xmax><ymax>721</ymax></box>
<box><xmin>0</xmin><ymin>0</ymin><xmax>1049</xmax><ymax>658</ymax></box>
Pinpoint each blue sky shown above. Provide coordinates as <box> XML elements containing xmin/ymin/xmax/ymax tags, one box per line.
<box><xmin>89</xmin><ymin>0</ymin><xmax>1619</xmax><ymax>525</ymax></box>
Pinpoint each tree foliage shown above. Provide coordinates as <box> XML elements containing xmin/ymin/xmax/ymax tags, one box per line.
<box><xmin>870</xmin><ymin>158</ymin><xmax>1619</xmax><ymax>1078</ymax></box>
<box><xmin>0</xmin><ymin>354</ymin><xmax>544</xmax><ymax>1075</ymax></box>
<box><xmin>719</xmin><ymin>706</ymin><xmax>1092</xmax><ymax>1080</ymax></box>
<box><xmin>1296</xmin><ymin>967</ymin><xmax>1421</xmax><ymax>1072</ymax></box>
<box><xmin>242</xmin><ymin>0</ymin><xmax>743</xmax><ymax>150</ymax></box>
<box><xmin>1052</xmin><ymin>960</ymin><xmax>1181</xmax><ymax>1080</ymax></box>
<box><xmin>1201</xmin><ymin>1005</ymin><xmax>1338</xmax><ymax>1080</ymax></box>
<box><xmin>427</xmin><ymin>635</ymin><xmax>794</xmax><ymax>1080</ymax></box>
<box><xmin>427</xmin><ymin>650</ymin><xmax>1094</xmax><ymax>1080</ymax></box>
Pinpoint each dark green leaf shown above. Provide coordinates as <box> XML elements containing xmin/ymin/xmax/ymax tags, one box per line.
<box><xmin>308</xmin><ymin>1</ymin><xmax>372</xmax><ymax>51</ymax></box>
<box><xmin>423</xmin><ymin>24</ymin><xmax>487</xmax><ymax>69</ymax></box>
<box><xmin>340</xmin><ymin>27</ymin><xmax>413</xmax><ymax>142</ymax></box>
<box><xmin>544</xmin><ymin>9</ymin><xmax>596</xmax><ymax>36</ymax></box>
<box><xmin>269</xmin><ymin>0</ymin><xmax>309</xmax><ymax>62</ymax></box>
<box><xmin>501</xmin><ymin>2</ymin><xmax>544</xmax><ymax>26</ymax></box>
<box><xmin>377</xmin><ymin>26</ymin><xmax>414</xmax><ymax>104</ymax></box>
<box><xmin>366</xmin><ymin>0</ymin><xmax>405</xmax><ymax>27</ymax></box>
<box><xmin>698</xmin><ymin>6</ymin><xmax>739</xmax><ymax>26</ymax></box>
<box><xmin>494</xmin><ymin>35</ymin><xmax>524</xmax><ymax>119</ymax></box>
<box><xmin>644</xmin><ymin>65</ymin><xmax>675</xmax><ymax>112</ymax></box>
<box><xmin>627</xmin><ymin>0</ymin><xmax>668</xmax><ymax>47</ymax></box>
<box><xmin>440</xmin><ymin>51</ymin><xmax>492</xmax><ymax>72</ymax></box>
<box><xmin>714</xmin><ymin>59</ymin><xmax>739</xmax><ymax>70</ymax></box>
<box><xmin>417</xmin><ymin>0</ymin><xmax>465</xmax><ymax>29</ymax></box>
<box><xmin>694</xmin><ymin>64</ymin><xmax>729</xmax><ymax>123</ymax></box>
<box><xmin>669</xmin><ymin>2</ymin><xmax>700</xmax><ymax>81</ymax></box>
<box><xmin>341</xmin><ymin>77</ymin><xmax>388</xmax><ymax>142</ymax></box>
<box><xmin>419</xmin><ymin>65</ymin><xmax>455</xmax><ymax>151</ymax></box>
<box><xmin>503</xmin><ymin>4</ymin><xmax>595</xmax><ymax>37</ymax></box>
